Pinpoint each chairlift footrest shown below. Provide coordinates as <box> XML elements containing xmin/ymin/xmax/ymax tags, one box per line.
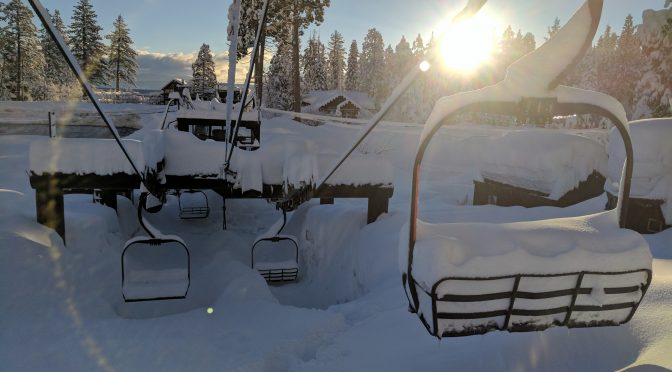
<box><xmin>257</xmin><ymin>268</ymin><xmax>298</xmax><ymax>282</ymax></box>
<box><xmin>406</xmin><ymin>269</ymin><xmax>652</xmax><ymax>338</ymax></box>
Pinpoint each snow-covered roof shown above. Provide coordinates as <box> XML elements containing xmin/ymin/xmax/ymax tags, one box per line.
<box><xmin>442</xmin><ymin>129</ymin><xmax>607</xmax><ymax>199</ymax></box>
<box><xmin>606</xmin><ymin>118</ymin><xmax>672</xmax><ymax>221</ymax></box>
<box><xmin>177</xmin><ymin>100</ymin><xmax>258</xmax><ymax>122</ymax></box>
<box><xmin>161</xmin><ymin>78</ymin><xmax>186</xmax><ymax>91</ymax></box>
<box><xmin>302</xmin><ymin>90</ymin><xmax>376</xmax><ymax>111</ymax></box>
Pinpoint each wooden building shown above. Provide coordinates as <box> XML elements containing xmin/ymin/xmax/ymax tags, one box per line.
<box><xmin>161</xmin><ymin>78</ymin><xmax>187</xmax><ymax>104</ymax></box>
<box><xmin>474</xmin><ymin>171</ymin><xmax>607</xmax><ymax>208</ymax></box>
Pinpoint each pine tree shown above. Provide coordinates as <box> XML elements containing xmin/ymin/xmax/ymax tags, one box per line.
<box><xmin>412</xmin><ymin>34</ymin><xmax>425</xmax><ymax>58</ymax></box>
<box><xmin>266</xmin><ymin>43</ymin><xmax>293</xmax><ymax>110</ymax></box>
<box><xmin>345</xmin><ymin>39</ymin><xmax>359</xmax><ymax>91</ymax></box>
<box><xmin>594</xmin><ymin>25</ymin><xmax>619</xmax><ymax>98</ymax></box>
<box><xmin>287</xmin><ymin>0</ymin><xmax>330</xmax><ymax>112</ymax></box>
<box><xmin>106</xmin><ymin>15</ymin><xmax>138</xmax><ymax>92</ymax></box>
<box><xmin>522</xmin><ymin>32</ymin><xmax>536</xmax><ymax>54</ymax></box>
<box><xmin>0</xmin><ymin>0</ymin><xmax>46</xmax><ymax>100</ymax></box>
<box><xmin>498</xmin><ymin>25</ymin><xmax>518</xmax><ymax>67</ymax></box>
<box><xmin>69</xmin><ymin>0</ymin><xmax>108</xmax><ymax>85</ymax></box>
<box><xmin>359</xmin><ymin>28</ymin><xmax>385</xmax><ymax>103</ymax></box>
<box><xmin>394</xmin><ymin>35</ymin><xmax>413</xmax><ymax>68</ymax></box>
<box><xmin>40</xmin><ymin>9</ymin><xmax>78</xmax><ymax>100</ymax></box>
<box><xmin>0</xmin><ymin>4</ymin><xmax>11</xmax><ymax>99</ymax></box>
<box><xmin>236</xmin><ymin>0</ymin><xmax>292</xmax><ymax>102</ymax></box>
<box><xmin>302</xmin><ymin>33</ymin><xmax>327</xmax><ymax>91</ymax></box>
<box><xmin>378</xmin><ymin>44</ymin><xmax>395</xmax><ymax>102</ymax></box>
<box><xmin>191</xmin><ymin>43</ymin><xmax>218</xmax><ymax>97</ymax></box>
<box><xmin>633</xmin><ymin>9</ymin><xmax>672</xmax><ymax>118</ymax></box>
<box><xmin>614</xmin><ymin>14</ymin><xmax>643</xmax><ymax>115</ymax></box>
<box><xmin>546</xmin><ymin>17</ymin><xmax>561</xmax><ymax>41</ymax></box>
<box><xmin>326</xmin><ymin>30</ymin><xmax>345</xmax><ymax>90</ymax></box>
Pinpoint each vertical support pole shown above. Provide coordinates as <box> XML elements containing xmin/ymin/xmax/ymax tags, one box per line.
<box><xmin>222</xmin><ymin>196</ymin><xmax>227</xmax><ymax>230</ymax></box>
<box><xmin>99</xmin><ymin>191</ymin><xmax>118</xmax><ymax>211</ymax></box>
<box><xmin>225</xmin><ymin>0</ymin><xmax>241</xmax><ymax>143</ymax></box>
<box><xmin>35</xmin><ymin>175</ymin><xmax>65</xmax><ymax>242</ymax></box>
<box><xmin>320</xmin><ymin>197</ymin><xmax>334</xmax><ymax>205</ymax></box>
<box><xmin>48</xmin><ymin>111</ymin><xmax>55</xmax><ymax>138</ymax></box>
<box><xmin>367</xmin><ymin>194</ymin><xmax>389</xmax><ymax>224</ymax></box>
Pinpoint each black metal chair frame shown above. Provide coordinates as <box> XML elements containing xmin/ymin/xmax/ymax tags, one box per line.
<box><xmin>121</xmin><ymin>193</ymin><xmax>191</xmax><ymax>302</ymax></box>
<box><xmin>251</xmin><ymin>209</ymin><xmax>299</xmax><ymax>282</ymax></box>
<box><xmin>178</xmin><ymin>190</ymin><xmax>210</xmax><ymax>220</ymax></box>
<box><xmin>403</xmin><ymin>98</ymin><xmax>652</xmax><ymax>338</ymax></box>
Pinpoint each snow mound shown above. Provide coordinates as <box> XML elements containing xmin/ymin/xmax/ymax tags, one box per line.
<box><xmin>402</xmin><ymin>211</ymin><xmax>651</xmax><ymax>287</ymax></box>
<box><xmin>441</xmin><ymin>129</ymin><xmax>607</xmax><ymax>199</ymax></box>
<box><xmin>606</xmin><ymin>118</ymin><xmax>672</xmax><ymax>221</ymax></box>
<box><xmin>163</xmin><ymin>129</ymin><xmax>227</xmax><ymax>176</ymax></box>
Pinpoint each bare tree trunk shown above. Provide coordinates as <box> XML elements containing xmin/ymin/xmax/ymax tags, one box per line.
<box><xmin>291</xmin><ymin>4</ymin><xmax>301</xmax><ymax>113</ymax></box>
<box><xmin>17</xmin><ymin>16</ymin><xmax>22</xmax><ymax>101</ymax></box>
<box><xmin>115</xmin><ymin>44</ymin><xmax>121</xmax><ymax>92</ymax></box>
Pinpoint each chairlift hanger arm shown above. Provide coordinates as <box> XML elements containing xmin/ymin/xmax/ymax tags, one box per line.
<box><xmin>28</xmin><ymin>0</ymin><xmax>148</xmax><ymax>189</ymax></box>
<box><xmin>225</xmin><ymin>0</ymin><xmax>271</xmax><ymax>168</ymax></box>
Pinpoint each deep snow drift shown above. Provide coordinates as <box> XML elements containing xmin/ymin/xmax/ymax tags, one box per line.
<box><xmin>1</xmin><ymin>109</ymin><xmax>671</xmax><ymax>371</ymax></box>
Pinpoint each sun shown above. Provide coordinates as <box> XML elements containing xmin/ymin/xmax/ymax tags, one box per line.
<box><xmin>439</xmin><ymin>13</ymin><xmax>499</xmax><ymax>73</ymax></box>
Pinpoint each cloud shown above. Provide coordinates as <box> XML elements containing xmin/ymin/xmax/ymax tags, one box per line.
<box><xmin>135</xmin><ymin>49</ymin><xmax>273</xmax><ymax>90</ymax></box>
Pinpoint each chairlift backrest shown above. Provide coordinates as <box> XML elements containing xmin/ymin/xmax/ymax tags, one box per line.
<box><xmin>122</xmin><ymin>237</ymin><xmax>191</xmax><ymax>302</ymax></box>
<box><xmin>121</xmin><ymin>193</ymin><xmax>191</xmax><ymax>302</ymax></box>
<box><xmin>251</xmin><ymin>235</ymin><xmax>299</xmax><ymax>282</ymax></box>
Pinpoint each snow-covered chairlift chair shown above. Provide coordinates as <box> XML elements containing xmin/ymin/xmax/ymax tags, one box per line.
<box><xmin>402</xmin><ymin>0</ymin><xmax>652</xmax><ymax>338</ymax></box>
<box><xmin>178</xmin><ymin>190</ymin><xmax>210</xmax><ymax>219</ymax></box>
<box><xmin>251</xmin><ymin>210</ymin><xmax>299</xmax><ymax>282</ymax></box>
<box><xmin>122</xmin><ymin>193</ymin><xmax>191</xmax><ymax>302</ymax></box>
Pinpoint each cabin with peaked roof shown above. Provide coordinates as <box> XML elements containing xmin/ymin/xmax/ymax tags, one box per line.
<box><xmin>604</xmin><ymin>118</ymin><xmax>672</xmax><ymax>234</ymax></box>
<box><xmin>469</xmin><ymin>130</ymin><xmax>609</xmax><ymax>210</ymax></box>
<box><xmin>302</xmin><ymin>91</ymin><xmax>375</xmax><ymax>119</ymax></box>
<box><xmin>161</xmin><ymin>78</ymin><xmax>187</xmax><ymax>104</ymax></box>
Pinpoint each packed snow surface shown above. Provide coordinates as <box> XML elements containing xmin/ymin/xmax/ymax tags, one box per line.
<box><xmin>606</xmin><ymin>118</ymin><xmax>672</xmax><ymax>221</ymax></box>
<box><xmin>1</xmin><ymin>103</ymin><xmax>671</xmax><ymax>370</ymax></box>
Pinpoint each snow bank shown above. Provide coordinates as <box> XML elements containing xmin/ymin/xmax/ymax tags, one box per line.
<box><xmin>402</xmin><ymin>211</ymin><xmax>651</xmax><ymax>287</ymax></box>
<box><xmin>606</xmin><ymin>118</ymin><xmax>672</xmax><ymax>221</ymax></box>
<box><xmin>29</xmin><ymin>129</ymin><xmax>165</xmax><ymax>176</ymax></box>
<box><xmin>436</xmin><ymin>129</ymin><xmax>607</xmax><ymax>199</ymax></box>
<box><xmin>163</xmin><ymin>129</ymin><xmax>227</xmax><ymax>176</ymax></box>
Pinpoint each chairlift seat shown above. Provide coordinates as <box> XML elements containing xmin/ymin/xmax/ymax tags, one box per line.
<box><xmin>178</xmin><ymin>190</ymin><xmax>210</xmax><ymax>219</ymax></box>
<box><xmin>252</xmin><ymin>235</ymin><xmax>299</xmax><ymax>282</ymax></box>
<box><xmin>122</xmin><ymin>236</ymin><xmax>190</xmax><ymax>302</ymax></box>
<box><xmin>402</xmin><ymin>25</ymin><xmax>654</xmax><ymax>335</ymax></box>
<box><xmin>402</xmin><ymin>211</ymin><xmax>652</xmax><ymax>337</ymax></box>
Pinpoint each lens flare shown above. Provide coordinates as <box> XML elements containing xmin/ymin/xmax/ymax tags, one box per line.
<box><xmin>440</xmin><ymin>13</ymin><xmax>499</xmax><ymax>73</ymax></box>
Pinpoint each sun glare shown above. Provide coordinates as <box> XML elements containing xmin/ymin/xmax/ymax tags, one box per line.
<box><xmin>440</xmin><ymin>14</ymin><xmax>498</xmax><ymax>73</ymax></box>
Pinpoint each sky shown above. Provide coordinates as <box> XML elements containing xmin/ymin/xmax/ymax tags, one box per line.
<box><xmin>39</xmin><ymin>0</ymin><xmax>668</xmax><ymax>89</ymax></box>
